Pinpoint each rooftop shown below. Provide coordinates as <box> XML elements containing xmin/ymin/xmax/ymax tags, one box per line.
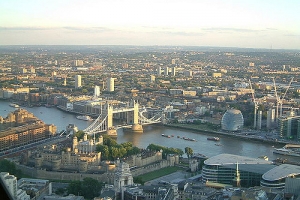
<box><xmin>262</xmin><ymin>164</ymin><xmax>300</xmax><ymax>181</ymax></box>
<box><xmin>204</xmin><ymin>154</ymin><xmax>273</xmax><ymax>166</ymax></box>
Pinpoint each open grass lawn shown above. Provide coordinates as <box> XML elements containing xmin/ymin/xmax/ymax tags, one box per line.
<box><xmin>135</xmin><ymin>166</ymin><xmax>182</xmax><ymax>182</ymax></box>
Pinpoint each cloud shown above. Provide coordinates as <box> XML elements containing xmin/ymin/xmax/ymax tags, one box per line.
<box><xmin>0</xmin><ymin>26</ymin><xmax>54</xmax><ymax>31</ymax></box>
<box><xmin>0</xmin><ymin>26</ymin><xmax>113</xmax><ymax>32</ymax></box>
<box><xmin>283</xmin><ymin>34</ymin><xmax>300</xmax><ymax>37</ymax></box>
<box><xmin>202</xmin><ymin>27</ymin><xmax>260</xmax><ymax>33</ymax></box>
<box><xmin>62</xmin><ymin>26</ymin><xmax>113</xmax><ymax>32</ymax></box>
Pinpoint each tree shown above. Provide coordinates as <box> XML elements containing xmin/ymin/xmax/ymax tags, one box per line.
<box><xmin>96</xmin><ymin>145</ymin><xmax>109</xmax><ymax>160</ymax></box>
<box><xmin>74</xmin><ymin>130</ymin><xmax>86</xmax><ymax>140</ymax></box>
<box><xmin>103</xmin><ymin>136</ymin><xmax>118</xmax><ymax>146</ymax></box>
<box><xmin>81</xmin><ymin>178</ymin><xmax>102</xmax><ymax>199</ymax></box>
<box><xmin>67</xmin><ymin>180</ymin><xmax>82</xmax><ymax>196</ymax></box>
<box><xmin>185</xmin><ymin>147</ymin><xmax>193</xmax><ymax>160</ymax></box>
<box><xmin>127</xmin><ymin>146</ymin><xmax>141</xmax><ymax>156</ymax></box>
<box><xmin>67</xmin><ymin>178</ymin><xmax>102</xmax><ymax>199</ymax></box>
<box><xmin>111</xmin><ymin>147</ymin><xmax>119</xmax><ymax>160</ymax></box>
<box><xmin>0</xmin><ymin>159</ymin><xmax>23</xmax><ymax>178</ymax></box>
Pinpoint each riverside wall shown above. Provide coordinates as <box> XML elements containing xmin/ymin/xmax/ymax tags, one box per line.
<box><xmin>163</xmin><ymin>124</ymin><xmax>289</xmax><ymax>145</ymax></box>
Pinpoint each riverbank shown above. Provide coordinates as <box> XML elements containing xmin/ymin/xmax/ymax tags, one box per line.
<box><xmin>56</xmin><ymin>105</ymin><xmax>99</xmax><ymax>117</ymax></box>
<box><xmin>163</xmin><ymin>124</ymin><xmax>290</xmax><ymax>146</ymax></box>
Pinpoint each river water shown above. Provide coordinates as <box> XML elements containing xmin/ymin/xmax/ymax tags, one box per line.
<box><xmin>1</xmin><ymin>101</ymin><xmax>299</xmax><ymax>162</ymax></box>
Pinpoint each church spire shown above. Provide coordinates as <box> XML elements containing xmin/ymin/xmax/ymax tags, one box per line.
<box><xmin>233</xmin><ymin>161</ymin><xmax>241</xmax><ymax>187</ymax></box>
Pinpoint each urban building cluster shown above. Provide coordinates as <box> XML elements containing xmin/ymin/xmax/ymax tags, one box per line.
<box><xmin>1</xmin><ymin>46</ymin><xmax>300</xmax><ymax>139</ymax></box>
<box><xmin>0</xmin><ymin>109</ymin><xmax>56</xmax><ymax>151</ymax></box>
<box><xmin>1</xmin><ymin>46</ymin><xmax>300</xmax><ymax>199</ymax></box>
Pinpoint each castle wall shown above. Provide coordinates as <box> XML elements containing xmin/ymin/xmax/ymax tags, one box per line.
<box><xmin>132</xmin><ymin>151</ymin><xmax>163</xmax><ymax>167</ymax></box>
<box><xmin>16</xmin><ymin>164</ymin><xmax>115</xmax><ymax>184</ymax></box>
<box><xmin>17</xmin><ymin>157</ymin><xmax>176</xmax><ymax>183</ymax></box>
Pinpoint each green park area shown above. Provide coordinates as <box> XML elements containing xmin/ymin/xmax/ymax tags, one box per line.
<box><xmin>134</xmin><ymin>166</ymin><xmax>182</xmax><ymax>184</ymax></box>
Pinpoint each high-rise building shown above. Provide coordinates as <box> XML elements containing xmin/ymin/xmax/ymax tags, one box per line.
<box><xmin>30</xmin><ymin>67</ymin><xmax>35</xmax><ymax>73</ymax></box>
<box><xmin>267</xmin><ymin>109</ymin><xmax>275</xmax><ymax>129</ymax></box>
<box><xmin>94</xmin><ymin>85</ymin><xmax>100</xmax><ymax>97</ymax></box>
<box><xmin>107</xmin><ymin>78</ymin><xmax>115</xmax><ymax>92</ymax></box>
<box><xmin>75</xmin><ymin>75</ymin><xmax>82</xmax><ymax>88</ymax></box>
<box><xmin>257</xmin><ymin>111</ymin><xmax>262</xmax><ymax>130</ymax></box>
<box><xmin>0</xmin><ymin>172</ymin><xmax>30</xmax><ymax>200</ymax></box>
<box><xmin>157</xmin><ymin>66</ymin><xmax>162</xmax><ymax>75</ymax></box>
<box><xmin>171</xmin><ymin>59</ymin><xmax>176</xmax><ymax>65</ymax></box>
<box><xmin>171</xmin><ymin>67</ymin><xmax>176</xmax><ymax>76</ymax></box>
<box><xmin>278</xmin><ymin>114</ymin><xmax>300</xmax><ymax>140</ymax></box>
<box><xmin>164</xmin><ymin>66</ymin><xmax>169</xmax><ymax>75</ymax></box>
<box><xmin>74</xmin><ymin>60</ymin><xmax>83</xmax><ymax>66</ymax></box>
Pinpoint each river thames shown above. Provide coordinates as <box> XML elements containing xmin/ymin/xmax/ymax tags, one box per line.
<box><xmin>1</xmin><ymin>101</ymin><xmax>299</xmax><ymax>162</ymax></box>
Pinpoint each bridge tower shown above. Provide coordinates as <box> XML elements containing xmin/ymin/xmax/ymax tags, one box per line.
<box><xmin>131</xmin><ymin>101</ymin><xmax>143</xmax><ymax>132</ymax></box>
<box><xmin>106</xmin><ymin>103</ymin><xmax>117</xmax><ymax>136</ymax></box>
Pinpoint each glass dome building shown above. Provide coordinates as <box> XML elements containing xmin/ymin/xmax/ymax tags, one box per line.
<box><xmin>221</xmin><ymin>109</ymin><xmax>244</xmax><ymax>131</ymax></box>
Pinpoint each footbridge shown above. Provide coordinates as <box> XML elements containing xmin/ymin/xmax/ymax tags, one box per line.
<box><xmin>83</xmin><ymin>101</ymin><xmax>163</xmax><ymax>136</ymax></box>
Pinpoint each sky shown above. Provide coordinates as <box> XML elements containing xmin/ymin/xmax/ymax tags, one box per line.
<box><xmin>0</xmin><ymin>0</ymin><xmax>300</xmax><ymax>49</ymax></box>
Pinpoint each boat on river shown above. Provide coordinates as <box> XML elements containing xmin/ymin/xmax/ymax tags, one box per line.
<box><xmin>207</xmin><ymin>137</ymin><xmax>220</xmax><ymax>141</ymax></box>
<box><xmin>273</xmin><ymin>144</ymin><xmax>300</xmax><ymax>157</ymax></box>
<box><xmin>76</xmin><ymin>115</ymin><xmax>93</xmax><ymax>121</ymax></box>
<box><xmin>9</xmin><ymin>103</ymin><xmax>19</xmax><ymax>108</ymax></box>
<box><xmin>182</xmin><ymin>137</ymin><xmax>196</xmax><ymax>141</ymax></box>
<box><xmin>162</xmin><ymin>134</ymin><xmax>171</xmax><ymax>138</ymax></box>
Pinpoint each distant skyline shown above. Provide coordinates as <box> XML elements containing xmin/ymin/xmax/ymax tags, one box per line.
<box><xmin>1</xmin><ymin>0</ymin><xmax>300</xmax><ymax>49</ymax></box>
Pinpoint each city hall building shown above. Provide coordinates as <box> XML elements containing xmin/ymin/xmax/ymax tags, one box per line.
<box><xmin>202</xmin><ymin>154</ymin><xmax>275</xmax><ymax>188</ymax></box>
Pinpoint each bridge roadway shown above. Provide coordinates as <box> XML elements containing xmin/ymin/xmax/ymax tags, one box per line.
<box><xmin>112</xmin><ymin>107</ymin><xmax>135</xmax><ymax>113</ymax></box>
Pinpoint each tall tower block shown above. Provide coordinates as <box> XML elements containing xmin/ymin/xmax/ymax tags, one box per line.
<box><xmin>107</xmin><ymin>78</ymin><xmax>115</xmax><ymax>92</ymax></box>
<box><xmin>75</xmin><ymin>75</ymin><xmax>82</xmax><ymax>88</ymax></box>
<box><xmin>157</xmin><ymin>66</ymin><xmax>162</xmax><ymax>75</ymax></box>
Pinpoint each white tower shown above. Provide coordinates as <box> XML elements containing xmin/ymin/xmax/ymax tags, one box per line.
<box><xmin>107</xmin><ymin>78</ymin><xmax>115</xmax><ymax>92</ymax></box>
<box><xmin>75</xmin><ymin>75</ymin><xmax>82</xmax><ymax>88</ymax></box>
<box><xmin>94</xmin><ymin>85</ymin><xmax>100</xmax><ymax>97</ymax></box>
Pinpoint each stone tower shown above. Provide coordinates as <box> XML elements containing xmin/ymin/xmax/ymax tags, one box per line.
<box><xmin>72</xmin><ymin>136</ymin><xmax>78</xmax><ymax>151</ymax></box>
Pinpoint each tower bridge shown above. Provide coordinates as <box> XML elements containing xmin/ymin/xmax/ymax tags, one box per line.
<box><xmin>83</xmin><ymin>101</ymin><xmax>162</xmax><ymax>136</ymax></box>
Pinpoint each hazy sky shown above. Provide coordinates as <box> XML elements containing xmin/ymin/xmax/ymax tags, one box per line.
<box><xmin>1</xmin><ymin>0</ymin><xmax>299</xmax><ymax>49</ymax></box>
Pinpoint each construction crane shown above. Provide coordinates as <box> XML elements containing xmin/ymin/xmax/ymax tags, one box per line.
<box><xmin>280</xmin><ymin>77</ymin><xmax>294</xmax><ymax>117</ymax></box>
<box><xmin>249</xmin><ymin>79</ymin><xmax>259</xmax><ymax>129</ymax></box>
<box><xmin>273</xmin><ymin>78</ymin><xmax>279</xmax><ymax>121</ymax></box>
<box><xmin>273</xmin><ymin>77</ymin><xmax>294</xmax><ymax>120</ymax></box>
